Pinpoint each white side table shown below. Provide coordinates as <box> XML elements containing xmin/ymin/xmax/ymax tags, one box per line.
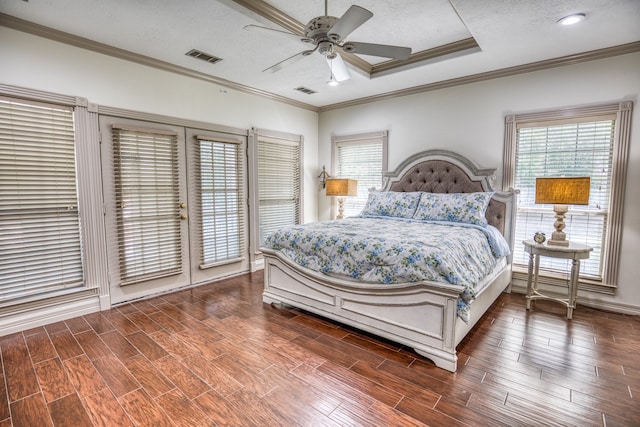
<box><xmin>523</xmin><ymin>240</ymin><xmax>593</xmax><ymax>320</ymax></box>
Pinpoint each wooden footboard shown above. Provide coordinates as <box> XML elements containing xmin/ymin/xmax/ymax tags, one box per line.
<box><xmin>262</xmin><ymin>150</ymin><xmax>517</xmax><ymax>371</ymax></box>
<box><xmin>262</xmin><ymin>248</ymin><xmax>511</xmax><ymax>371</ymax></box>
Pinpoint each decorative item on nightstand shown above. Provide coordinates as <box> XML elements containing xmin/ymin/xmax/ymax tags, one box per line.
<box><xmin>535</xmin><ymin>176</ymin><xmax>590</xmax><ymax>246</ymax></box>
<box><xmin>325</xmin><ymin>178</ymin><xmax>358</xmax><ymax>219</ymax></box>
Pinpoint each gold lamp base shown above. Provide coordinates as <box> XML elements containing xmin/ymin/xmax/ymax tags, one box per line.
<box><xmin>547</xmin><ymin>238</ymin><xmax>570</xmax><ymax>246</ymax></box>
<box><xmin>326</xmin><ymin>178</ymin><xmax>357</xmax><ymax>220</ymax></box>
<box><xmin>547</xmin><ymin>204</ymin><xmax>570</xmax><ymax>246</ymax></box>
<box><xmin>336</xmin><ymin>197</ymin><xmax>345</xmax><ymax>220</ymax></box>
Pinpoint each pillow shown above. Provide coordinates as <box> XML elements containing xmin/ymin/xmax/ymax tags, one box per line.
<box><xmin>360</xmin><ymin>191</ymin><xmax>422</xmax><ymax>218</ymax></box>
<box><xmin>413</xmin><ymin>192</ymin><xmax>494</xmax><ymax>226</ymax></box>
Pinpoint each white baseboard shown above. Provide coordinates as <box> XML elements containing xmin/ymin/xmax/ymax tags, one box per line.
<box><xmin>0</xmin><ymin>297</ymin><xmax>101</xmax><ymax>336</ymax></box>
<box><xmin>99</xmin><ymin>294</ymin><xmax>111</xmax><ymax>310</ymax></box>
<box><xmin>251</xmin><ymin>258</ymin><xmax>264</xmax><ymax>272</ymax></box>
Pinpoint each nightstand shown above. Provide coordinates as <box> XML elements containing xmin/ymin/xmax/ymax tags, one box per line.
<box><xmin>523</xmin><ymin>240</ymin><xmax>593</xmax><ymax>319</ymax></box>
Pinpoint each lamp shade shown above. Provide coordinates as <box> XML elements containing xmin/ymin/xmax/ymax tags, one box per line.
<box><xmin>535</xmin><ymin>177</ymin><xmax>590</xmax><ymax>205</ymax></box>
<box><xmin>325</xmin><ymin>179</ymin><xmax>358</xmax><ymax>197</ymax></box>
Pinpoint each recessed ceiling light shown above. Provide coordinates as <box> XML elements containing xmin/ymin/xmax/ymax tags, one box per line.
<box><xmin>557</xmin><ymin>13</ymin><xmax>586</xmax><ymax>26</ymax></box>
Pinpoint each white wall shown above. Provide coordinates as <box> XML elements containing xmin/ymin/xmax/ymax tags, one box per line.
<box><xmin>0</xmin><ymin>26</ymin><xmax>319</xmax><ymax>221</ymax></box>
<box><xmin>1</xmin><ymin>25</ymin><xmax>639</xmax><ymax>314</ymax></box>
<box><xmin>0</xmin><ymin>27</ymin><xmax>319</xmax><ymax>330</ymax></box>
<box><xmin>318</xmin><ymin>52</ymin><xmax>640</xmax><ymax>312</ymax></box>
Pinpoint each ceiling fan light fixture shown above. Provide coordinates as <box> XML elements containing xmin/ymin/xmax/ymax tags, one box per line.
<box><xmin>327</xmin><ymin>57</ymin><xmax>339</xmax><ymax>86</ymax></box>
<box><xmin>557</xmin><ymin>13</ymin><xmax>586</xmax><ymax>26</ymax></box>
<box><xmin>251</xmin><ymin>2</ymin><xmax>409</xmax><ymax>83</ymax></box>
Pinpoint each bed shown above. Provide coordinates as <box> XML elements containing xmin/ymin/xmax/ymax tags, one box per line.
<box><xmin>261</xmin><ymin>149</ymin><xmax>517</xmax><ymax>371</ymax></box>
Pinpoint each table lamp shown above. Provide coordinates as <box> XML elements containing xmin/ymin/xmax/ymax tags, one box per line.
<box><xmin>325</xmin><ymin>178</ymin><xmax>358</xmax><ymax>219</ymax></box>
<box><xmin>535</xmin><ymin>177</ymin><xmax>590</xmax><ymax>246</ymax></box>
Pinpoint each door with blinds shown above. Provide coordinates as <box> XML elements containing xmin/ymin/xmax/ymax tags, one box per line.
<box><xmin>101</xmin><ymin>117</ymin><xmax>190</xmax><ymax>303</ymax></box>
<box><xmin>185</xmin><ymin>129</ymin><xmax>249</xmax><ymax>284</ymax></box>
<box><xmin>101</xmin><ymin>117</ymin><xmax>249</xmax><ymax>304</ymax></box>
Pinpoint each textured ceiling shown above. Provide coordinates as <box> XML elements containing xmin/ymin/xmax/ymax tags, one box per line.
<box><xmin>1</xmin><ymin>0</ymin><xmax>639</xmax><ymax>109</ymax></box>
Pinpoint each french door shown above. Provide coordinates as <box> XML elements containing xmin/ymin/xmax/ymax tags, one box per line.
<box><xmin>101</xmin><ymin>116</ymin><xmax>249</xmax><ymax>304</ymax></box>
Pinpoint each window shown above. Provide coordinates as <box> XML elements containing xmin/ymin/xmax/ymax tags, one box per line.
<box><xmin>195</xmin><ymin>135</ymin><xmax>244</xmax><ymax>266</ymax></box>
<box><xmin>112</xmin><ymin>125</ymin><xmax>182</xmax><ymax>284</ymax></box>
<box><xmin>503</xmin><ymin>102</ymin><xmax>633</xmax><ymax>293</ymax></box>
<box><xmin>249</xmin><ymin>129</ymin><xmax>303</xmax><ymax>250</ymax></box>
<box><xmin>332</xmin><ymin>131</ymin><xmax>388</xmax><ymax>217</ymax></box>
<box><xmin>0</xmin><ymin>97</ymin><xmax>84</xmax><ymax>302</ymax></box>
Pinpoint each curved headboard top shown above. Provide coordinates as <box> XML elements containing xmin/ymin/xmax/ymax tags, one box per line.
<box><xmin>381</xmin><ymin>150</ymin><xmax>517</xmax><ymax>241</ymax></box>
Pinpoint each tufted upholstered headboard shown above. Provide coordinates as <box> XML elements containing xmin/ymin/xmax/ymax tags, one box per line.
<box><xmin>381</xmin><ymin>150</ymin><xmax>515</xmax><ymax>237</ymax></box>
<box><xmin>387</xmin><ymin>159</ymin><xmax>506</xmax><ymax>233</ymax></box>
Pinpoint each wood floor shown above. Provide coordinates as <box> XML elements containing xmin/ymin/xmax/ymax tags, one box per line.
<box><xmin>1</xmin><ymin>271</ymin><xmax>638</xmax><ymax>426</ymax></box>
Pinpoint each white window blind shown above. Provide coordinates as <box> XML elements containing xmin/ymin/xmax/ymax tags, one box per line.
<box><xmin>505</xmin><ymin>102</ymin><xmax>633</xmax><ymax>293</ymax></box>
<box><xmin>196</xmin><ymin>136</ymin><xmax>244</xmax><ymax>267</ymax></box>
<box><xmin>112</xmin><ymin>125</ymin><xmax>182</xmax><ymax>285</ymax></box>
<box><xmin>0</xmin><ymin>97</ymin><xmax>84</xmax><ymax>302</ymax></box>
<box><xmin>257</xmin><ymin>137</ymin><xmax>301</xmax><ymax>246</ymax></box>
<box><xmin>334</xmin><ymin>132</ymin><xmax>387</xmax><ymax>217</ymax></box>
<box><xmin>513</xmin><ymin>119</ymin><xmax>615</xmax><ymax>280</ymax></box>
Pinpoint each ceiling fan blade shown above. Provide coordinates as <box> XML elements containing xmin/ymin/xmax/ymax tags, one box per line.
<box><xmin>343</xmin><ymin>41</ymin><xmax>411</xmax><ymax>60</ymax></box>
<box><xmin>244</xmin><ymin>24</ymin><xmax>312</xmax><ymax>44</ymax></box>
<box><xmin>327</xmin><ymin>5</ymin><xmax>373</xmax><ymax>42</ymax></box>
<box><xmin>326</xmin><ymin>54</ymin><xmax>350</xmax><ymax>82</ymax></box>
<box><xmin>263</xmin><ymin>49</ymin><xmax>315</xmax><ymax>73</ymax></box>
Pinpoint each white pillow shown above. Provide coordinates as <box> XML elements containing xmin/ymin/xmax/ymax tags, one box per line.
<box><xmin>413</xmin><ymin>192</ymin><xmax>494</xmax><ymax>226</ymax></box>
<box><xmin>360</xmin><ymin>191</ymin><xmax>422</xmax><ymax>218</ymax></box>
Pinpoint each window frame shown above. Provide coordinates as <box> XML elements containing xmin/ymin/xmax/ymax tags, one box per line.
<box><xmin>194</xmin><ymin>134</ymin><xmax>246</xmax><ymax>268</ymax></box>
<box><xmin>0</xmin><ymin>85</ymin><xmax>108</xmax><ymax>310</ymax></box>
<box><xmin>111</xmin><ymin>124</ymin><xmax>183</xmax><ymax>285</ymax></box>
<box><xmin>503</xmin><ymin>101</ymin><xmax>633</xmax><ymax>294</ymax></box>
<box><xmin>331</xmin><ymin>131</ymin><xmax>388</xmax><ymax>219</ymax></box>
<box><xmin>248</xmin><ymin>127</ymin><xmax>303</xmax><ymax>267</ymax></box>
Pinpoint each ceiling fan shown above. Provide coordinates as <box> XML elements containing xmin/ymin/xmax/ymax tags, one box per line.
<box><xmin>244</xmin><ymin>1</ymin><xmax>412</xmax><ymax>82</ymax></box>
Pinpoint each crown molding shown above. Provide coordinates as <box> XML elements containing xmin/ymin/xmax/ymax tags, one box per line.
<box><xmin>231</xmin><ymin>0</ymin><xmax>480</xmax><ymax>78</ymax></box>
<box><xmin>319</xmin><ymin>41</ymin><xmax>640</xmax><ymax>112</ymax></box>
<box><xmin>371</xmin><ymin>38</ymin><xmax>481</xmax><ymax>77</ymax></box>
<box><xmin>2</xmin><ymin>12</ymin><xmax>638</xmax><ymax>114</ymax></box>
<box><xmin>0</xmin><ymin>12</ymin><xmax>319</xmax><ymax>112</ymax></box>
<box><xmin>230</xmin><ymin>0</ymin><xmax>304</xmax><ymax>35</ymax></box>
<box><xmin>231</xmin><ymin>0</ymin><xmax>372</xmax><ymax>75</ymax></box>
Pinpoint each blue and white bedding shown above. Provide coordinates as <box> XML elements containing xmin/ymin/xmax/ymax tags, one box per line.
<box><xmin>263</xmin><ymin>216</ymin><xmax>510</xmax><ymax>323</ymax></box>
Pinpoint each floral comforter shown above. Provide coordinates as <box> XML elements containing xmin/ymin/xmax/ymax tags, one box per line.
<box><xmin>263</xmin><ymin>217</ymin><xmax>510</xmax><ymax>323</ymax></box>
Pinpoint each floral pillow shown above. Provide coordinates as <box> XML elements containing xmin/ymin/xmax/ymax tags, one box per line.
<box><xmin>360</xmin><ymin>191</ymin><xmax>422</xmax><ymax>218</ymax></box>
<box><xmin>413</xmin><ymin>192</ymin><xmax>494</xmax><ymax>226</ymax></box>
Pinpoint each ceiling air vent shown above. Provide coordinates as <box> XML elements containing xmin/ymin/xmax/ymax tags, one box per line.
<box><xmin>185</xmin><ymin>49</ymin><xmax>222</xmax><ymax>64</ymax></box>
<box><xmin>294</xmin><ymin>86</ymin><xmax>317</xmax><ymax>95</ymax></box>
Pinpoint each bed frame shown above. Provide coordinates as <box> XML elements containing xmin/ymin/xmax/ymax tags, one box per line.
<box><xmin>261</xmin><ymin>150</ymin><xmax>517</xmax><ymax>371</ymax></box>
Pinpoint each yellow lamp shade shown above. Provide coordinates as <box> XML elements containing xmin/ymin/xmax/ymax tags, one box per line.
<box><xmin>325</xmin><ymin>179</ymin><xmax>358</xmax><ymax>197</ymax></box>
<box><xmin>535</xmin><ymin>177</ymin><xmax>590</xmax><ymax>205</ymax></box>
<box><xmin>535</xmin><ymin>176</ymin><xmax>590</xmax><ymax>246</ymax></box>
